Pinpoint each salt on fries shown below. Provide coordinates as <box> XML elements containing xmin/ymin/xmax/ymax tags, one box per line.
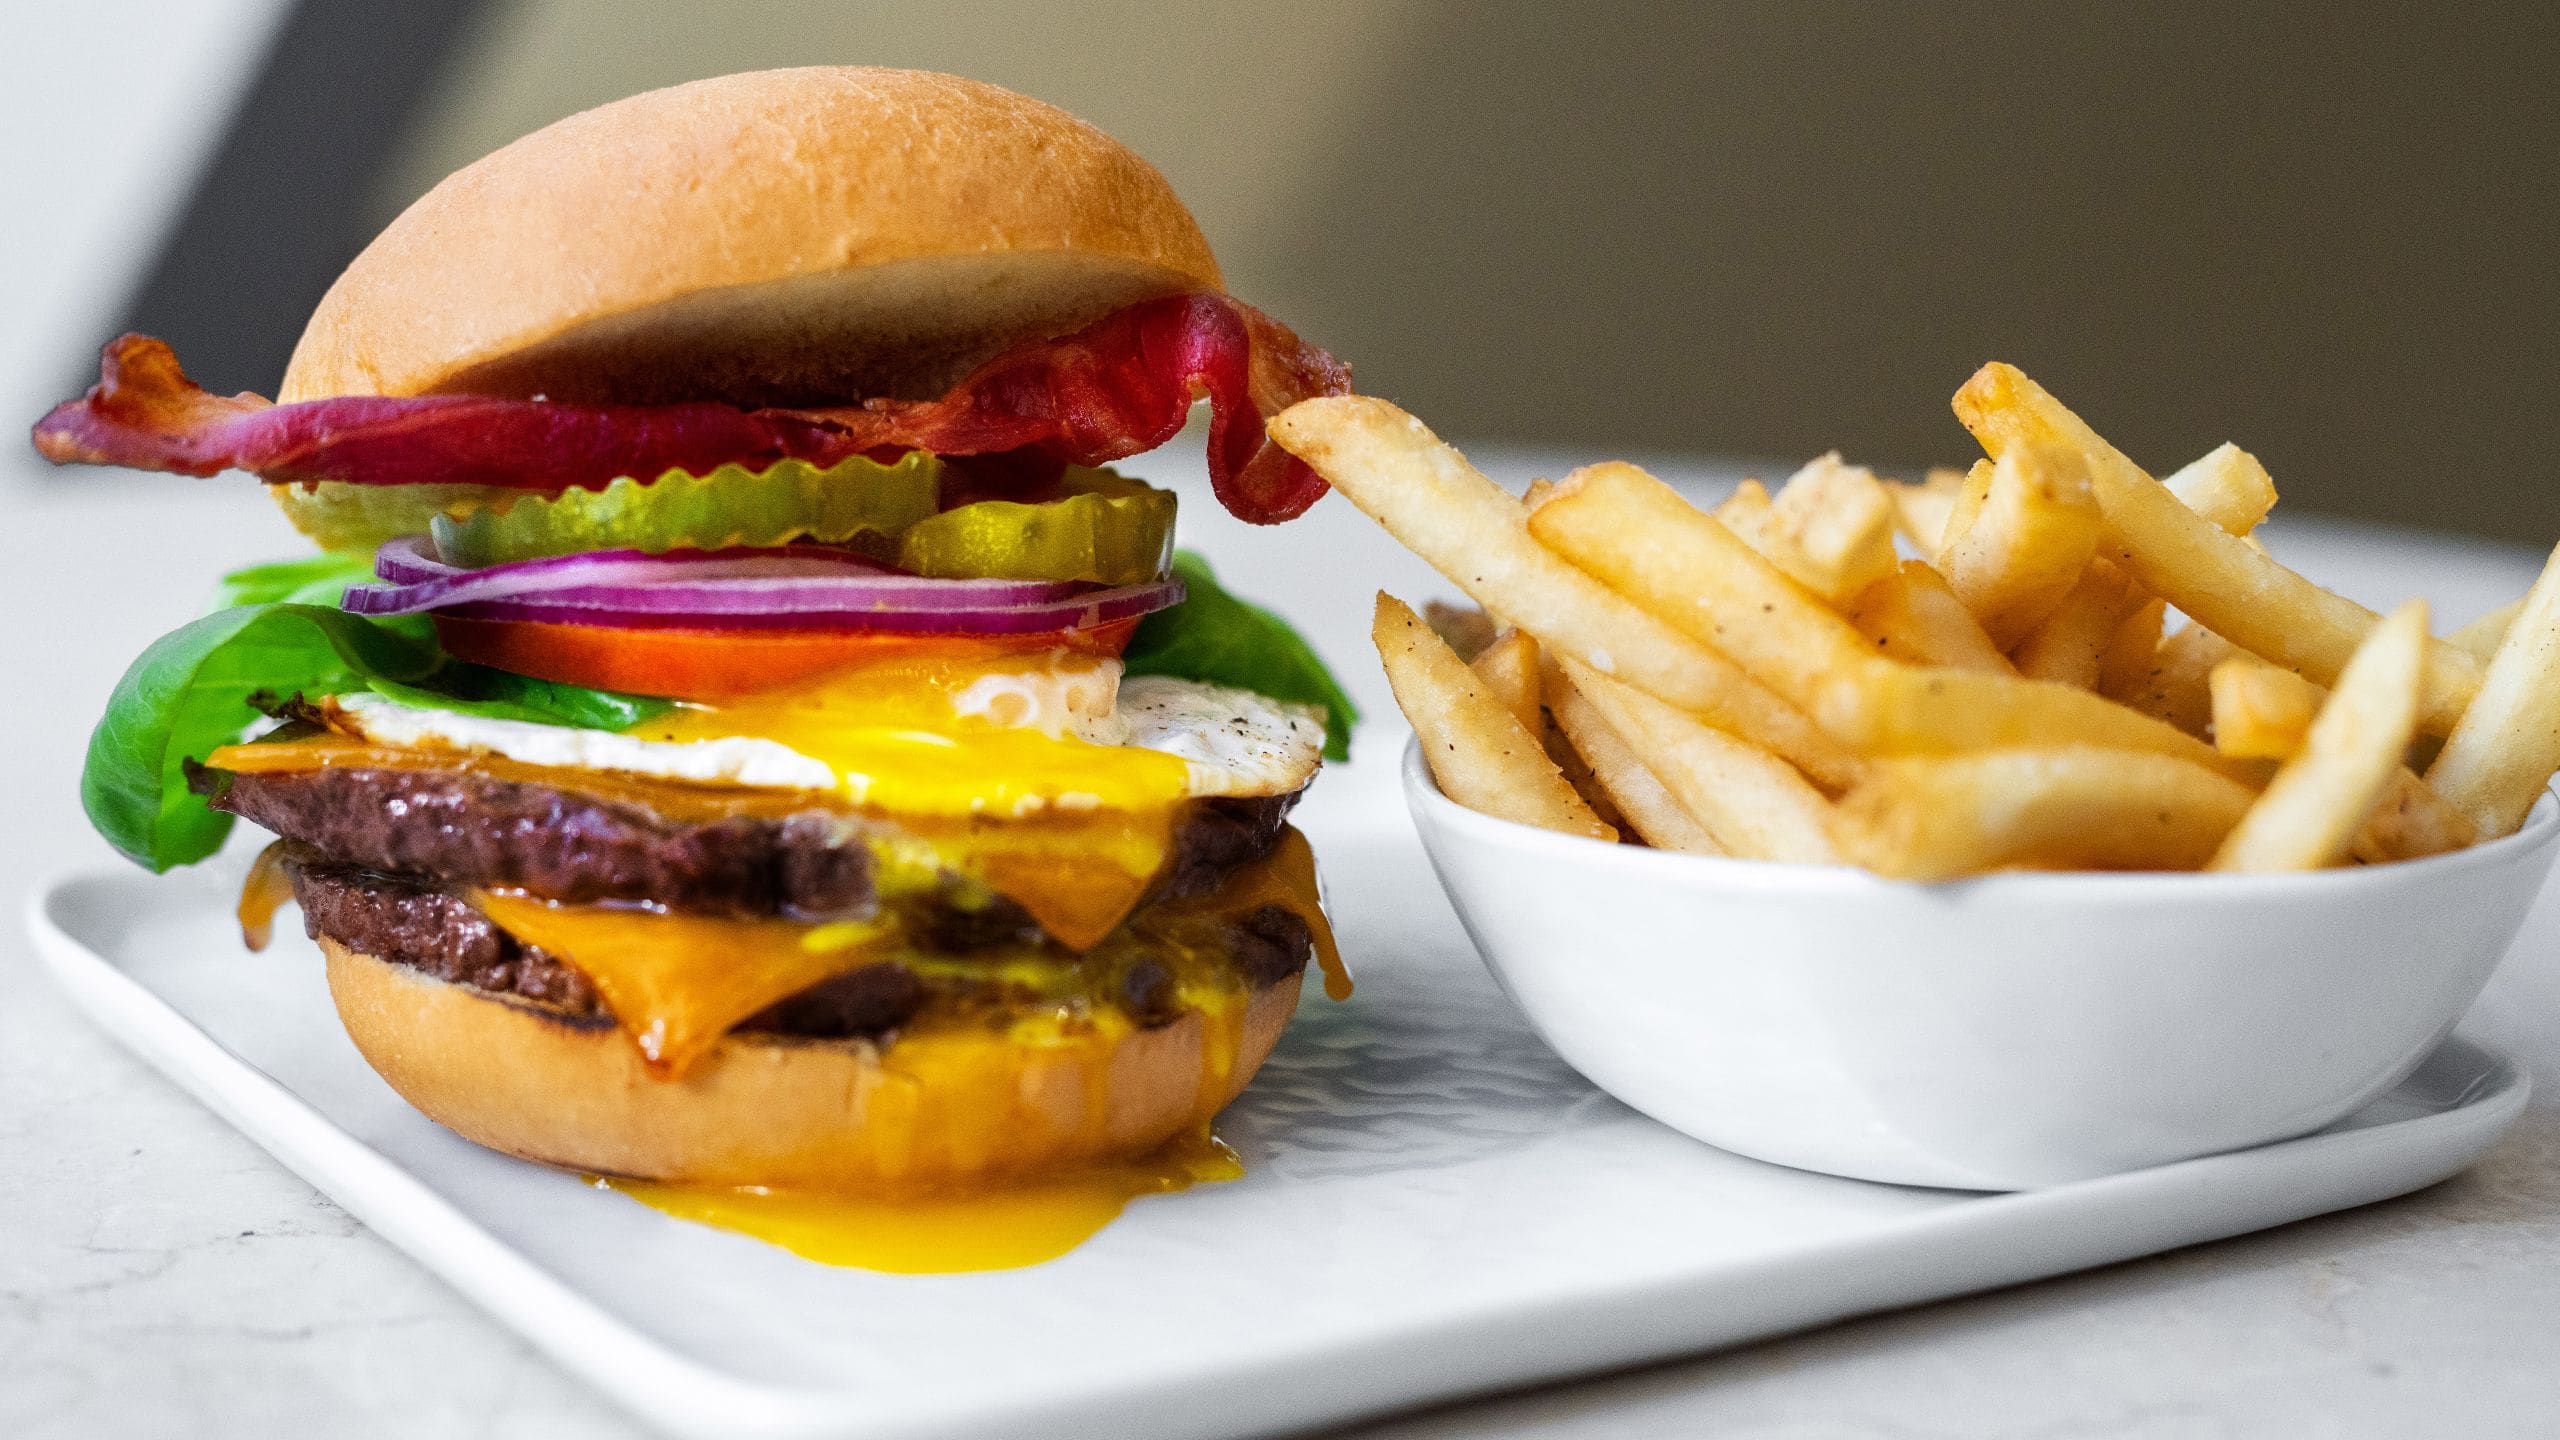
<box><xmin>1275</xmin><ymin>366</ymin><xmax>2560</xmax><ymax>879</ymax></box>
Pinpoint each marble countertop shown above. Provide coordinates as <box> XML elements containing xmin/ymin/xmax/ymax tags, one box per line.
<box><xmin>7</xmin><ymin>451</ymin><xmax>2559</xmax><ymax>1439</ymax></box>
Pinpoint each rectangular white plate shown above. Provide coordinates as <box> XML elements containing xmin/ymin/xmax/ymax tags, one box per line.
<box><xmin>27</xmin><ymin>772</ymin><xmax>2527</xmax><ymax>1440</ymax></box>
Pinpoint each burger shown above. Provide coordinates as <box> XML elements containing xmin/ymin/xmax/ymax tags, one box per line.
<box><xmin>34</xmin><ymin>67</ymin><xmax>1356</xmax><ymax>1205</ymax></box>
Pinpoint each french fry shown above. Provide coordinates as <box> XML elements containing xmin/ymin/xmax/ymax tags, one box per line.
<box><xmin>1543</xmin><ymin>666</ymin><xmax>1722</xmax><ymax>854</ymax></box>
<box><xmin>1423</xmin><ymin>600</ymin><xmax>1498</xmax><ymax>662</ymax></box>
<box><xmin>1712</xmin><ymin>479</ymin><xmax>1815</xmax><ymax>580</ymax></box>
<box><xmin>1887</xmin><ymin>468</ymin><xmax>1969</xmax><ymax>554</ymax></box>
<box><xmin>2211</xmin><ymin>602</ymin><xmax>2427</xmax><ymax>871</ymax></box>
<box><xmin>1526</xmin><ymin>461</ymin><xmax>2248</xmax><ymax>776</ymax></box>
<box><xmin>2448</xmin><ymin>597</ymin><xmax>2522</xmax><ymax>660</ymax></box>
<box><xmin>2121</xmin><ymin>622</ymin><xmax>2237</xmax><ymax>735</ymax></box>
<box><xmin>2209</xmin><ymin>658</ymin><xmax>2325</xmax><ymax>760</ymax></box>
<box><xmin>2011</xmin><ymin>561</ymin><xmax>2143</xmax><ymax>688</ymax></box>
<box><xmin>1935</xmin><ymin>443</ymin><xmax>2101</xmax><ymax>647</ymax></box>
<box><xmin>1953</xmin><ymin>363</ymin><xmax>2484</xmax><ymax>734</ymax></box>
<box><xmin>2015</xmin><ymin>447</ymin><xmax>2263</xmax><ymax>689</ymax></box>
<box><xmin>1562</xmin><ymin>659</ymin><xmax>1835</xmax><ymax>862</ymax></box>
<box><xmin>1470</xmin><ymin>629</ymin><xmax>1543</xmax><ymax>734</ymax></box>
<box><xmin>2426</xmin><ymin>543</ymin><xmax>2560</xmax><ymax>837</ymax></box>
<box><xmin>1271</xmin><ymin>398</ymin><xmax>1864</xmax><ymax>789</ymax></box>
<box><xmin>2350</xmin><ymin>769</ymin><xmax>2479</xmax><ymax>863</ymax></box>
<box><xmin>1767</xmin><ymin>453</ymin><xmax>1899</xmax><ymax>601</ymax></box>
<box><xmin>2095</xmin><ymin>596</ymin><xmax>2167</xmax><ymax>700</ymax></box>
<box><xmin>1834</xmin><ymin>746</ymin><xmax>2255</xmax><ymax>880</ymax></box>
<box><xmin>2159</xmin><ymin>442</ymin><xmax>2278</xmax><ymax>536</ymax></box>
<box><xmin>1373</xmin><ymin>593</ymin><xmax>1615</xmax><ymax>840</ymax></box>
<box><xmin>1543</xmin><ymin>712</ymin><xmax>1628</xmax><ymax>834</ymax></box>
<box><xmin>2203</xmin><ymin>653</ymin><xmax>2478</xmax><ymax>859</ymax></box>
<box><xmin>1844</xmin><ymin>560</ymin><xmax>2014</xmax><ymax>674</ymax></box>
<box><xmin>1939</xmin><ymin>459</ymin><xmax>1993</xmax><ymax>558</ymax></box>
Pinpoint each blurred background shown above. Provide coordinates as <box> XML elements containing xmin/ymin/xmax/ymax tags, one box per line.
<box><xmin>8</xmin><ymin>0</ymin><xmax>2557</xmax><ymax>538</ymax></box>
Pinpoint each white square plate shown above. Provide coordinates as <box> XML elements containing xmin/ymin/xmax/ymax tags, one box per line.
<box><xmin>27</xmin><ymin>769</ymin><xmax>2527</xmax><ymax>1440</ymax></box>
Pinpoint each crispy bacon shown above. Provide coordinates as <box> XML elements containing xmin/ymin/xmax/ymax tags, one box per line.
<box><xmin>30</xmin><ymin>294</ymin><xmax>1348</xmax><ymax>524</ymax></box>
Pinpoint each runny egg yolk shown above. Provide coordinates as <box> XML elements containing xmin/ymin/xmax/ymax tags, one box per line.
<box><xmin>629</xmin><ymin>648</ymin><xmax>1195</xmax><ymax>819</ymax></box>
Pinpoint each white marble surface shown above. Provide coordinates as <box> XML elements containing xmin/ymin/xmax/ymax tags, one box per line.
<box><xmin>6</xmin><ymin>444</ymin><xmax>2560</xmax><ymax>1439</ymax></box>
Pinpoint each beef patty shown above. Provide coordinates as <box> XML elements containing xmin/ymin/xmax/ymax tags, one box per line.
<box><xmin>198</xmin><ymin>761</ymin><xmax>1298</xmax><ymax>922</ymax></box>
<box><xmin>290</xmin><ymin>858</ymin><xmax>1313</xmax><ymax>1043</ymax></box>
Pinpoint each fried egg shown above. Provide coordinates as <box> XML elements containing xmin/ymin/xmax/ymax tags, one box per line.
<box><xmin>327</xmin><ymin>662</ymin><xmax>1324</xmax><ymax>818</ymax></box>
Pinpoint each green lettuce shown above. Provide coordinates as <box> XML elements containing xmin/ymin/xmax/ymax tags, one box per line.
<box><xmin>202</xmin><ymin>549</ymin><xmax>381</xmax><ymax>611</ymax></box>
<box><xmin>85</xmin><ymin>600</ymin><xmax>667</xmax><ymax>873</ymax></box>
<box><xmin>1123</xmin><ymin>551</ymin><xmax>1359</xmax><ymax>760</ymax></box>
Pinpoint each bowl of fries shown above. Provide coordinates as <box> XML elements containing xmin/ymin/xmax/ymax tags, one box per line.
<box><xmin>1404</xmin><ymin>739</ymin><xmax>2555</xmax><ymax>1189</ymax></box>
<box><xmin>1272</xmin><ymin>368</ymin><xmax>2560</xmax><ymax>1189</ymax></box>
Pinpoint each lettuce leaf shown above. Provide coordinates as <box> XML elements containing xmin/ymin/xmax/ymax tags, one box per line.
<box><xmin>202</xmin><ymin>549</ymin><xmax>380</xmax><ymax>611</ymax></box>
<box><xmin>85</xmin><ymin>600</ymin><xmax>667</xmax><ymax>872</ymax></box>
<box><xmin>1122</xmin><ymin>551</ymin><xmax>1358</xmax><ymax>760</ymax></box>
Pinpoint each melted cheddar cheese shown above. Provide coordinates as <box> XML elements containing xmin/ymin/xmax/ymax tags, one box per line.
<box><xmin>435</xmin><ymin>826</ymin><xmax>1342</xmax><ymax>1078</ymax></box>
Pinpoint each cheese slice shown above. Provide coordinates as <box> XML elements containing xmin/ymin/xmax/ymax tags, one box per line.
<box><xmin>454</xmin><ymin>826</ymin><xmax>1341</xmax><ymax>1078</ymax></box>
<box><xmin>470</xmin><ymin>891</ymin><xmax>897</xmax><ymax>1076</ymax></box>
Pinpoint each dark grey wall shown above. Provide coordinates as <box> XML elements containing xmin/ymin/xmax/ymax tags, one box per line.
<box><xmin>1255</xmin><ymin>3</ymin><xmax>2558</xmax><ymax>541</ymax></box>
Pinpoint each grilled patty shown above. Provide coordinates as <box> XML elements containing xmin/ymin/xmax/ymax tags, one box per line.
<box><xmin>288</xmin><ymin>858</ymin><xmax>1313</xmax><ymax>1042</ymax></box>
<box><xmin>198</xmin><ymin>761</ymin><xmax>1298</xmax><ymax>922</ymax></box>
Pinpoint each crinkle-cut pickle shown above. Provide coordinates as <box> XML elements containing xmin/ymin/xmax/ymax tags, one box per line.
<box><xmin>898</xmin><ymin>473</ymin><xmax>1176</xmax><ymax>586</ymax></box>
<box><xmin>431</xmin><ymin>454</ymin><xmax>943</xmax><ymax>566</ymax></box>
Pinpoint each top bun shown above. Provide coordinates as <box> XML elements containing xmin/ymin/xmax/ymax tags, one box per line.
<box><xmin>279</xmin><ymin>67</ymin><xmax>1221</xmax><ymax>406</ymax></box>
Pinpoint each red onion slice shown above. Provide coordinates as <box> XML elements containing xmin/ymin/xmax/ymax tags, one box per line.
<box><xmin>433</xmin><ymin>579</ymin><xmax>1183</xmax><ymax>634</ymax></box>
<box><xmin>345</xmin><ymin>535</ymin><xmax>1180</xmax><ymax>634</ymax></box>
<box><xmin>351</xmin><ymin>535</ymin><xmax>1090</xmax><ymax>616</ymax></box>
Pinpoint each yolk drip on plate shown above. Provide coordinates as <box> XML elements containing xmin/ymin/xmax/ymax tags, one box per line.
<box><xmin>590</xmin><ymin>1130</ymin><xmax>1244</xmax><ymax>1274</ymax></box>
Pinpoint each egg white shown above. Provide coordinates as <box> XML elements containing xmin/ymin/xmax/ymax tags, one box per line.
<box><xmin>326</xmin><ymin>676</ymin><xmax>1325</xmax><ymax>801</ymax></box>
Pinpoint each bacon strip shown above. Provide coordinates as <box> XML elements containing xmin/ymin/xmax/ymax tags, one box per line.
<box><xmin>31</xmin><ymin>294</ymin><xmax>1349</xmax><ymax>524</ymax></box>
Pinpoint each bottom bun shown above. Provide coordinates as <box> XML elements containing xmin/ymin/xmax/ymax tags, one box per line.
<box><xmin>322</xmin><ymin>938</ymin><xmax>1302</xmax><ymax>1190</ymax></box>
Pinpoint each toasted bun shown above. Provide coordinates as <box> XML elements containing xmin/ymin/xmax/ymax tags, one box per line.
<box><xmin>280</xmin><ymin>67</ymin><xmax>1221</xmax><ymax>407</ymax></box>
<box><xmin>321</xmin><ymin>938</ymin><xmax>1300</xmax><ymax>1190</ymax></box>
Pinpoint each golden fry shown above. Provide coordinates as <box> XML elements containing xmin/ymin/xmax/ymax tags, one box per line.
<box><xmin>1953</xmin><ymin>363</ymin><xmax>2483</xmax><ymax>734</ymax></box>
<box><xmin>1844</xmin><ymin>561</ymin><xmax>2014</xmax><ymax>674</ymax></box>
<box><xmin>2121</xmin><ymin>622</ymin><xmax>2236</xmax><ymax>736</ymax></box>
<box><xmin>2212</xmin><ymin>602</ymin><xmax>2427</xmax><ymax>871</ymax></box>
<box><xmin>2095</xmin><ymin>596</ymin><xmax>2167</xmax><ymax>701</ymax></box>
<box><xmin>1470</xmin><ymin>629</ymin><xmax>1543</xmax><ymax>734</ymax></box>
<box><xmin>2011</xmin><ymin>561</ymin><xmax>2143</xmax><ymax>689</ymax></box>
<box><xmin>1544</xmin><ymin>666</ymin><xmax>1722</xmax><ymax>854</ymax></box>
<box><xmin>1563</xmin><ymin>659</ymin><xmax>1835</xmax><ymax>862</ymax></box>
<box><xmin>2350</xmin><ymin>769</ymin><xmax>2479</xmax><ymax>864</ymax></box>
<box><xmin>2209</xmin><ymin>658</ymin><xmax>2326</xmax><ymax>760</ymax></box>
<box><xmin>1270</xmin><ymin>398</ymin><xmax>1862</xmax><ymax>788</ymax></box>
<box><xmin>2159</xmin><ymin>443</ymin><xmax>2278</xmax><ymax>536</ymax></box>
<box><xmin>1423</xmin><ymin>599</ymin><xmax>1498</xmax><ymax>662</ymax></box>
<box><xmin>1887</xmin><ymin>468</ymin><xmax>1969</xmax><ymax>554</ymax></box>
<box><xmin>1529</xmin><ymin>461</ymin><xmax>2244</xmax><ymax>775</ymax></box>
<box><xmin>2447</xmin><ymin>597</ymin><xmax>2522</xmax><ymax>660</ymax></box>
<box><xmin>2426</xmin><ymin>542</ymin><xmax>2560</xmax><ymax>837</ymax></box>
<box><xmin>1374</xmin><ymin>593</ymin><xmax>1615</xmax><ymax>840</ymax></box>
<box><xmin>1936</xmin><ymin>443</ymin><xmax>2100</xmax><ymax>647</ymax></box>
<box><xmin>1768</xmin><ymin>453</ymin><xmax>1899</xmax><ymax>601</ymax></box>
<box><xmin>1834</xmin><ymin>746</ymin><xmax>2255</xmax><ymax>880</ymax></box>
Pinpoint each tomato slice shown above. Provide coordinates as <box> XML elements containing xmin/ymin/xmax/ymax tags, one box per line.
<box><xmin>435</xmin><ymin>615</ymin><xmax>1140</xmax><ymax>702</ymax></box>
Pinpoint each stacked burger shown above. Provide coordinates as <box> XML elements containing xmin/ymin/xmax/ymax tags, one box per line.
<box><xmin>36</xmin><ymin>68</ymin><xmax>1355</xmax><ymax>1196</ymax></box>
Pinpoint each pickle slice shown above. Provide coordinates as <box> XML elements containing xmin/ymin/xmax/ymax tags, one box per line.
<box><xmin>898</xmin><ymin>471</ymin><xmax>1177</xmax><ymax>585</ymax></box>
<box><xmin>272</xmin><ymin>482</ymin><xmax>520</xmax><ymax>553</ymax></box>
<box><xmin>431</xmin><ymin>454</ymin><xmax>942</xmax><ymax>566</ymax></box>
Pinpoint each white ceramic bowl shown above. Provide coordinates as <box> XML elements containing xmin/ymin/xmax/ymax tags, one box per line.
<box><xmin>1403</xmin><ymin>741</ymin><xmax>2558</xmax><ymax>1189</ymax></box>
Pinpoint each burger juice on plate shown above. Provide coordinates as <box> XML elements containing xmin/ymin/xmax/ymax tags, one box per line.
<box><xmin>36</xmin><ymin>67</ymin><xmax>1357</xmax><ymax>1272</ymax></box>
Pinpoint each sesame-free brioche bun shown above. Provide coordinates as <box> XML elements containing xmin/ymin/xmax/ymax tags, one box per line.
<box><xmin>321</xmin><ymin>938</ymin><xmax>1301</xmax><ymax>1190</ymax></box>
<box><xmin>280</xmin><ymin>67</ymin><xmax>1222</xmax><ymax>408</ymax></box>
